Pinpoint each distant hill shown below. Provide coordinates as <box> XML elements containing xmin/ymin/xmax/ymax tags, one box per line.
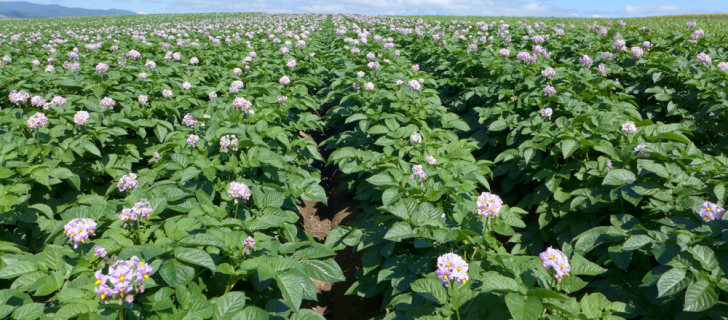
<box><xmin>0</xmin><ymin>1</ymin><xmax>136</xmax><ymax>19</ymax></box>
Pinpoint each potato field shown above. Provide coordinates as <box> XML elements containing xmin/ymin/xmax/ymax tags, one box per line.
<box><xmin>0</xmin><ymin>13</ymin><xmax>727</xmax><ymax>320</ymax></box>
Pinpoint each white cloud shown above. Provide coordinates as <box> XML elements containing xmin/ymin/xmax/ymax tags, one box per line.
<box><xmin>624</xmin><ymin>5</ymin><xmax>685</xmax><ymax>15</ymax></box>
<box><xmin>591</xmin><ymin>14</ymin><xmax>605</xmax><ymax>18</ymax></box>
<box><xmin>137</xmin><ymin>11</ymin><xmax>146</xmax><ymax>14</ymax></box>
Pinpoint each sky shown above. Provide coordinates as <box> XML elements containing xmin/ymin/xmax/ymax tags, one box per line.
<box><xmin>1</xmin><ymin>0</ymin><xmax>726</xmax><ymax>17</ymax></box>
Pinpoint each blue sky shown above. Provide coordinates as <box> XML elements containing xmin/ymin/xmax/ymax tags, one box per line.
<box><xmin>2</xmin><ymin>0</ymin><xmax>725</xmax><ymax>17</ymax></box>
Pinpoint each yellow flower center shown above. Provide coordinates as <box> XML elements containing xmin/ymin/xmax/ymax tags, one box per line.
<box><xmin>119</xmin><ymin>276</ymin><xmax>125</xmax><ymax>281</ymax></box>
<box><xmin>144</xmin><ymin>274</ymin><xmax>149</xmax><ymax>279</ymax></box>
<box><xmin>100</xmin><ymin>294</ymin><xmax>106</xmax><ymax>299</ymax></box>
<box><xmin>443</xmin><ymin>274</ymin><xmax>448</xmax><ymax>279</ymax></box>
<box><xmin>95</xmin><ymin>279</ymin><xmax>102</xmax><ymax>285</ymax></box>
<box><xmin>446</xmin><ymin>263</ymin><xmax>450</xmax><ymax>267</ymax></box>
<box><xmin>457</xmin><ymin>267</ymin><xmax>461</xmax><ymax>271</ymax></box>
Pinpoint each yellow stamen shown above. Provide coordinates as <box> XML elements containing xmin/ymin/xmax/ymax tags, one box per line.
<box><xmin>457</xmin><ymin>267</ymin><xmax>461</xmax><ymax>271</ymax></box>
<box><xmin>144</xmin><ymin>274</ymin><xmax>149</xmax><ymax>279</ymax></box>
<box><xmin>95</xmin><ymin>279</ymin><xmax>102</xmax><ymax>285</ymax></box>
<box><xmin>119</xmin><ymin>276</ymin><xmax>125</xmax><ymax>281</ymax></box>
<box><xmin>100</xmin><ymin>294</ymin><xmax>105</xmax><ymax>299</ymax></box>
<box><xmin>140</xmin><ymin>262</ymin><xmax>145</xmax><ymax>266</ymax></box>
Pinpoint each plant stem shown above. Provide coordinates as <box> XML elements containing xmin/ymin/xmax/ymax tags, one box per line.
<box><xmin>224</xmin><ymin>275</ymin><xmax>238</xmax><ymax>294</ymax></box>
<box><xmin>450</xmin><ymin>283</ymin><xmax>461</xmax><ymax>320</ymax></box>
<box><xmin>136</xmin><ymin>220</ymin><xmax>143</xmax><ymax>245</ymax></box>
<box><xmin>119</xmin><ymin>307</ymin><xmax>123</xmax><ymax>320</ymax></box>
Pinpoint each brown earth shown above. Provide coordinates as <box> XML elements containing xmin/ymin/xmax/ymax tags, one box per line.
<box><xmin>297</xmin><ymin>130</ymin><xmax>384</xmax><ymax>320</ymax></box>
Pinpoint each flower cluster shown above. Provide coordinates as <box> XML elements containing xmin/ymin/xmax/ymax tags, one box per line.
<box><xmin>634</xmin><ymin>145</ymin><xmax>648</xmax><ymax>158</ymax></box>
<box><xmin>411</xmin><ymin>165</ymin><xmax>426</xmax><ymax>180</ymax></box>
<box><xmin>476</xmin><ymin>192</ymin><xmax>503</xmax><ymax>218</ymax></box>
<box><xmin>228</xmin><ymin>181</ymin><xmax>252</xmax><ymax>204</ymax></box>
<box><xmin>407</xmin><ymin>79</ymin><xmax>421</xmax><ymax>91</ymax></box>
<box><xmin>74</xmin><ymin>111</ymin><xmax>90</xmax><ymax>125</ymax></box>
<box><xmin>95</xmin><ymin>256</ymin><xmax>153</xmax><ymax>303</ymax></box>
<box><xmin>242</xmin><ymin>236</ymin><xmax>256</xmax><ymax>255</ymax></box>
<box><xmin>516</xmin><ymin>52</ymin><xmax>536</xmax><ymax>63</ymax></box>
<box><xmin>696</xmin><ymin>52</ymin><xmax>712</xmax><ymax>65</ymax></box>
<box><xmin>435</xmin><ymin>253</ymin><xmax>469</xmax><ymax>286</ymax></box>
<box><xmin>543</xmin><ymin>86</ymin><xmax>556</xmax><ymax>96</ymax></box>
<box><xmin>138</xmin><ymin>95</ymin><xmax>148</xmax><ymax>105</ymax></box>
<box><xmin>499</xmin><ymin>48</ymin><xmax>510</xmax><ymax>57</ymax></box>
<box><xmin>220</xmin><ymin>135</ymin><xmax>239</xmax><ymax>152</ymax></box>
<box><xmin>598</xmin><ymin>64</ymin><xmax>607</xmax><ymax>77</ymax></box>
<box><xmin>232</xmin><ymin>97</ymin><xmax>253</xmax><ymax>112</ymax></box>
<box><xmin>700</xmin><ymin>201</ymin><xmax>725</xmax><ymax>221</ymax></box>
<box><xmin>612</xmin><ymin>40</ymin><xmax>626</xmax><ymax>52</ymax></box>
<box><xmin>94</xmin><ymin>246</ymin><xmax>107</xmax><ymax>258</ymax></box>
<box><xmin>187</xmin><ymin>134</ymin><xmax>200</xmax><ymax>147</ymax></box>
<box><xmin>27</xmin><ymin>112</ymin><xmax>49</xmax><ymax>130</ymax></box>
<box><xmin>51</xmin><ymin>96</ymin><xmax>67</xmax><ymax>107</ymax></box>
<box><xmin>280</xmin><ymin>76</ymin><xmax>291</xmax><ymax>85</ymax></box>
<box><xmin>631</xmin><ymin>47</ymin><xmax>644</xmax><ymax>59</ymax></box>
<box><xmin>277</xmin><ymin>95</ymin><xmax>288</xmax><ymax>103</ymax></box>
<box><xmin>364</xmin><ymin>82</ymin><xmax>374</xmax><ymax>91</ymax></box>
<box><xmin>162</xmin><ymin>89</ymin><xmax>173</xmax><ymax>99</ymax></box>
<box><xmin>118</xmin><ymin>199</ymin><xmax>152</xmax><ymax>225</ymax></box>
<box><xmin>621</xmin><ymin>121</ymin><xmax>637</xmax><ymax>135</ymax></box>
<box><xmin>579</xmin><ymin>55</ymin><xmax>593</xmax><ymax>68</ymax></box>
<box><xmin>117</xmin><ymin>172</ymin><xmax>138</xmax><ymax>192</ymax></box>
<box><xmin>409</xmin><ymin>132</ymin><xmax>422</xmax><ymax>143</ymax></box>
<box><xmin>539</xmin><ymin>247</ymin><xmax>570</xmax><ymax>282</ymax></box>
<box><xmin>9</xmin><ymin>90</ymin><xmax>30</xmax><ymax>104</ymax></box>
<box><xmin>287</xmin><ymin>59</ymin><xmax>297</xmax><ymax>69</ymax></box>
<box><xmin>541</xmin><ymin>67</ymin><xmax>555</xmax><ymax>79</ymax></box>
<box><xmin>427</xmin><ymin>156</ymin><xmax>437</xmax><ymax>165</ymax></box>
<box><xmin>63</xmin><ymin>218</ymin><xmax>97</xmax><ymax>248</ymax></box>
<box><xmin>539</xmin><ymin>107</ymin><xmax>553</xmax><ymax>119</ymax></box>
<box><xmin>101</xmin><ymin>97</ymin><xmax>115</xmax><ymax>109</ymax></box>
<box><xmin>182</xmin><ymin>113</ymin><xmax>198</xmax><ymax>127</ymax></box>
<box><xmin>95</xmin><ymin>63</ymin><xmax>109</xmax><ymax>73</ymax></box>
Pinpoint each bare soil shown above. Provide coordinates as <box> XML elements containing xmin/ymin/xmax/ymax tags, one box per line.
<box><xmin>297</xmin><ymin>130</ymin><xmax>383</xmax><ymax>320</ymax></box>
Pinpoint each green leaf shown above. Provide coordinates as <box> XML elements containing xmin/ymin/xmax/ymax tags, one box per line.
<box><xmin>29</xmin><ymin>204</ymin><xmax>53</xmax><ymax>219</ymax></box>
<box><xmin>175</xmin><ymin>247</ymin><xmax>217</xmax><ymax>272</ymax></box>
<box><xmin>290</xmin><ymin>309</ymin><xmax>326</xmax><ymax>320</ymax></box>
<box><xmin>0</xmin><ymin>262</ymin><xmax>37</xmax><ymax>279</ymax></box>
<box><xmin>571</xmin><ymin>254</ymin><xmax>607</xmax><ymax>276</ymax></box>
<box><xmin>159</xmin><ymin>259</ymin><xmax>195</xmax><ymax>288</ymax></box>
<box><xmin>715</xmin><ymin>184</ymin><xmax>725</xmax><ymax>204</ymax></box>
<box><xmin>657</xmin><ymin>268</ymin><xmax>690</xmax><ymax>298</ymax></box>
<box><xmin>621</xmin><ymin>234</ymin><xmax>652</xmax><ymax>251</ymax></box>
<box><xmin>688</xmin><ymin>245</ymin><xmax>718</xmax><ymax>271</ymax></box>
<box><xmin>505</xmin><ymin>293</ymin><xmax>543</xmax><ymax>320</ymax></box>
<box><xmin>410</xmin><ymin>277</ymin><xmax>447</xmax><ymax>305</ymax></box>
<box><xmin>11</xmin><ymin>302</ymin><xmax>43</xmax><ymax>320</ymax></box>
<box><xmin>301</xmin><ymin>259</ymin><xmax>345</xmax><ymax>282</ymax></box>
<box><xmin>561</xmin><ymin>139</ymin><xmax>578</xmax><ymax>159</ymax></box>
<box><xmin>231</xmin><ymin>306</ymin><xmax>268</xmax><ymax>320</ymax></box>
<box><xmin>381</xmin><ymin>188</ymin><xmax>401</xmax><ymax>206</ymax></box>
<box><xmin>214</xmin><ymin>292</ymin><xmax>247</xmax><ymax>320</ymax></box>
<box><xmin>480</xmin><ymin>272</ymin><xmax>524</xmax><ymax>294</ymax></box>
<box><xmin>366</xmin><ymin>174</ymin><xmax>395</xmax><ymax>186</ymax></box>
<box><xmin>302</xmin><ymin>185</ymin><xmax>327</xmax><ymax>205</ymax></box>
<box><xmin>489</xmin><ymin>120</ymin><xmax>508</xmax><ymax>131</ymax></box>
<box><xmin>275</xmin><ymin>272</ymin><xmax>303</xmax><ymax>311</ymax></box>
<box><xmin>683</xmin><ymin>278</ymin><xmax>718</xmax><ymax>312</ymax></box>
<box><xmin>603</xmin><ymin>169</ymin><xmax>636</xmax><ymax>186</ymax></box>
<box><xmin>383</xmin><ymin>221</ymin><xmax>414</xmax><ymax>242</ymax></box>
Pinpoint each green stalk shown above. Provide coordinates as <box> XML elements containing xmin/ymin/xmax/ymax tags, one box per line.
<box><xmin>450</xmin><ymin>282</ymin><xmax>461</xmax><ymax>320</ymax></box>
